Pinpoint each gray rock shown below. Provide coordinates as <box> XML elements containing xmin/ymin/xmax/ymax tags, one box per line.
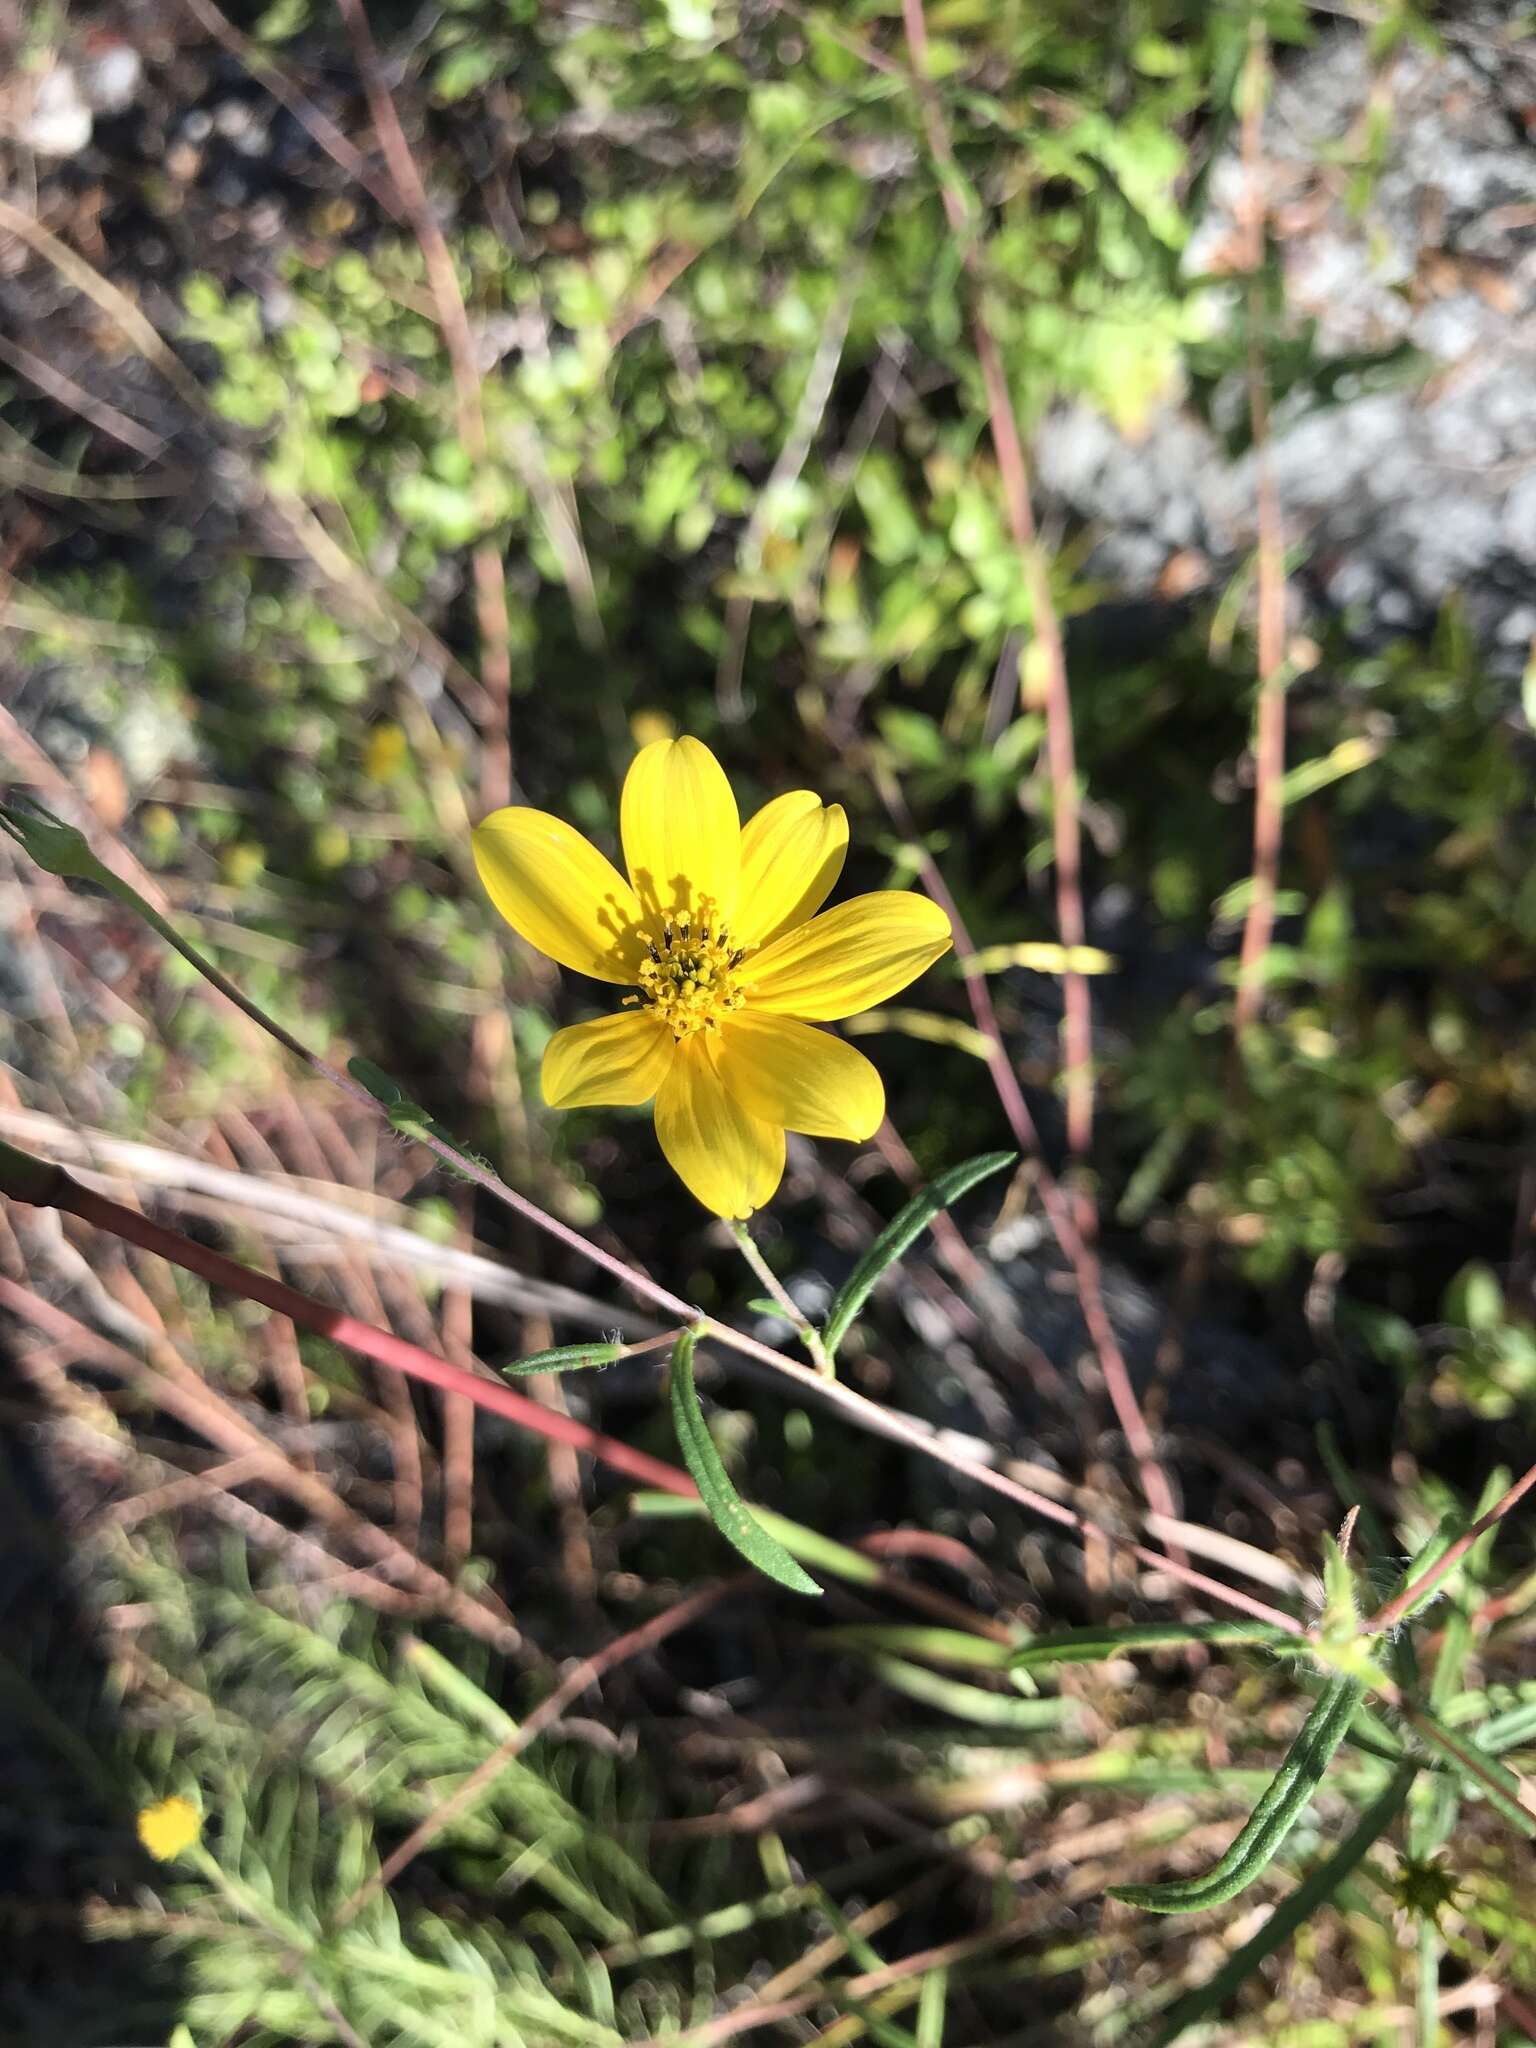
<box><xmin>1037</xmin><ymin>6</ymin><xmax>1536</xmax><ymax>681</ymax></box>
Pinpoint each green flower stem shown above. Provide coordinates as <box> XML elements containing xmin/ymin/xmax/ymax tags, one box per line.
<box><xmin>729</xmin><ymin>1219</ymin><xmax>832</xmax><ymax>1376</ymax></box>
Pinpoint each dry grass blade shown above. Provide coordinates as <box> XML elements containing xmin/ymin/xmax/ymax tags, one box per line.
<box><xmin>1233</xmin><ymin>19</ymin><xmax>1290</xmax><ymax>1038</ymax></box>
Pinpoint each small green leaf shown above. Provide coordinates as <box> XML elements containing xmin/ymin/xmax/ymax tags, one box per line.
<box><xmin>1477</xmin><ymin>1699</ymin><xmax>1536</xmax><ymax>1755</ymax></box>
<box><xmin>503</xmin><ymin>1342</ymin><xmax>623</xmax><ymax>1377</ymax></box>
<box><xmin>857</xmin><ymin>1653</ymin><xmax>1072</xmax><ymax>1730</ymax></box>
<box><xmin>1109</xmin><ymin>1674</ymin><xmax>1364</xmax><ymax>1913</ymax></box>
<box><xmin>1445</xmin><ymin>1260</ymin><xmax>1504</xmax><ymax>1335</ymax></box>
<box><xmin>1320</xmin><ymin>1532</ymin><xmax>1360</xmax><ymax>1638</ymax></box>
<box><xmin>0</xmin><ymin>799</ymin><xmax>114</xmax><ymax>884</ymax></box>
<box><xmin>346</xmin><ymin>1057</ymin><xmax>494</xmax><ymax>1181</ymax></box>
<box><xmin>668</xmin><ymin>1332</ymin><xmax>821</xmax><ymax>1597</ymax></box>
<box><xmin>816</xmin><ymin>1625</ymin><xmax>1017</xmax><ymax>1670</ymax></box>
<box><xmin>347</xmin><ymin>1056</ymin><xmax>405</xmax><ymax>1108</ymax></box>
<box><xmin>1009</xmin><ymin>1620</ymin><xmax>1291</xmax><ymax>1670</ymax></box>
<box><xmin>821</xmin><ymin>1150</ymin><xmax>1016</xmax><ymax>1358</ymax></box>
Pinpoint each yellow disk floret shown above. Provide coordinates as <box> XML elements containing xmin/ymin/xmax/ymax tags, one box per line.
<box><xmin>627</xmin><ymin>918</ymin><xmax>750</xmax><ymax>1039</ymax></box>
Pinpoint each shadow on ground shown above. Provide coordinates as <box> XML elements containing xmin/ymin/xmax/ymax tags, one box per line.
<box><xmin>0</xmin><ymin>1340</ymin><xmax>186</xmax><ymax>2048</ymax></box>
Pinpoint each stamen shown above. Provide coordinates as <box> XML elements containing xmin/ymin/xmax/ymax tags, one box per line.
<box><xmin>630</xmin><ymin>915</ymin><xmax>754</xmax><ymax>1040</ymax></box>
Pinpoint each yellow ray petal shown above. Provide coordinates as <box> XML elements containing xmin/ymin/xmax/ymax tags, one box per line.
<box><xmin>711</xmin><ymin>1013</ymin><xmax>883</xmax><ymax>1140</ymax></box>
<box><xmin>474</xmin><ymin>808</ymin><xmax>647</xmax><ymax>982</ymax></box>
<box><xmin>620</xmin><ymin>736</ymin><xmax>740</xmax><ymax>933</ymax></box>
<box><xmin>745</xmin><ymin>892</ymin><xmax>952</xmax><ymax>1021</ymax></box>
<box><xmin>735</xmin><ymin>791</ymin><xmax>849</xmax><ymax>949</ymax></box>
<box><xmin>654</xmin><ymin>1035</ymin><xmax>785</xmax><ymax>1218</ymax></box>
<box><xmin>542</xmin><ymin>1011</ymin><xmax>676</xmax><ymax>1109</ymax></box>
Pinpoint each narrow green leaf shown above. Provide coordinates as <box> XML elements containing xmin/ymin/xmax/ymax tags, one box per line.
<box><xmin>915</xmin><ymin>1964</ymin><xmax>948</xmax><ymax>2048</ymax></box>
<box><xmin>630</xmin><ymin>1491</ymin><xmax>881</xmax><ymax>1585</ymax></box>
<box><xmin>859</xmin><ymin>1653</ymin><xmax>1072</xmax><ymax>1730</ymax></box>
<box><xmin>1477</xmin><ymin>1698</ymin><xmax>1536</xmax><ymax>1755</ymax></box>
<box><xmin>1146</xmin><ymin>1766</ymin><xmax>1416</xmax><ymax>2046</ymax></box>
<box><xmin>667</xmin><ymin>1332</ymin><xmax>821</xmax><ymax>1597</ymax></box>
<box><xmin>1109</xmin><ymin>1675</ymin><xmax>1365</xmax><ymax>1914</ymax></box>
<box><xmin>821</xmin><ymin>1150</ymin><xmax>1016</xmax><ymax>1358</ymax></box>
<box><xmin>1320</xmin><ymin>1532</ymin><xmax>1359</xmax><ymax>1636</ymax></box>
<box><xmin>503</xmin><ymin>1342</ymin><xmax>623</xmax><ymax>1377</ymax></box>
<box><xmin>0</xmin><ymin>799</ymin><xmax>117</xmax><ymax>885</ymax></box>
<box><xmin>1406</xmin><ymin>1707</ymin><xmax>1536</xmax><ymax>1839</ymax></box>
<box><xmin>1414</xmin><ymin>1917</ymin><xmax>1441</xmax><ymax>2048</ymax></box>
<box><xmin>1009</xmin><ymin>1620</ymin><xmax>1290</xmax><ymax>1670</ymax></box>
<box><xmin>816</xmin><ymin>1625</ymin><xmax>1017</xmax><ymax>1670</ymax></box>
<box><xmin>347</xmin><ymin>1056</ymin><xmax>406</xmax><ymax>1108</ymax></box>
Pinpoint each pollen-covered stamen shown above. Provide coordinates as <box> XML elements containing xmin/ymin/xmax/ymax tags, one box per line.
<box><xmin>628</xmin><ymin>918</ymin><xmax>751</xmax><ymax>1038</ymax></box>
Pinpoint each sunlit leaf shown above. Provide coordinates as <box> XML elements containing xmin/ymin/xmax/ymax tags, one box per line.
<box><xmin>668</xmin><ymin>1331</ymin><xmax>821</xmax><ymax>1597</ymax></box>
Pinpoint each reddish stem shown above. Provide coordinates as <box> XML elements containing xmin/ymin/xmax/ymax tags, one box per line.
<box><xmin>1233</xmin><ymin>21</ymin><xmax>1288</xmax><ymax>1038</ymax></box>
<box><xmin>899</xmin><ymin>0</ymin><xmax>1090</xmax><ymax>1172</ymax></box>
<box><xmin>32</xmin><ymin>1158</ymin><xmax>694</xmax><ymax>1500</ymax></box>
<box><xmin>332</xmin><ymin>0</ymin><xmax>513</xmax><ymax>813</ymax></box>
<box><xmin>875</xmin><ymin>768</ymin><xmax>1182</xmax><ymax>1540</ymax></box>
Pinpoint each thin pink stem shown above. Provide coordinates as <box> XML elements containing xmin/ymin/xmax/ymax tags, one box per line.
<box><xmin>892</xmin><ymin>0</ymin><xmax>1179</xmax><ymax>1549</ymax></box>
<box><xmin>874</xmin><ymin>769</ymin><xmax>1182</xmax><ymax>1539</ymax></box>
<box><xmin>1233</xmin><ymin>20</ymin><xmax>1288</xmax><ymax>1038</ymax></box>
<box><xmin>899</xmin><ymin>0</ymin><xmax>1090</xmax><ymax>1171</ymax></box>
<box><xmin>1364</xmin><ymin>1460</ymin><xmax>1536</xmax><ymax>1638</ymax></box>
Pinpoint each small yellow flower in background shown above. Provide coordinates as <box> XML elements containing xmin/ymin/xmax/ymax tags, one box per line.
<box><xmin>629</xmin><ymin>708</ymin><xmax>676</xmax><ymax>748</ymax></box>
<box><xmin>363</xmin><ymin>721</ymin><xmax>409</xmax><ymax>784</ymax></box>
<box><xmin>137</xmin><ymin>1795</ymin><xmax>202</xmax><ymax>1862</ymax></box>
<box><xmin>473</xmin><ymin>737</ymin><xmax>952</xmax><ymax>1218</ymax></box>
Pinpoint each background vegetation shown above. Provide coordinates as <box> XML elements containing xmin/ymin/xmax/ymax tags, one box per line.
<box><xmin>3</xmin><ymin>0</ymin><xmax>1536</xmax><ymax>2041</ymax></box>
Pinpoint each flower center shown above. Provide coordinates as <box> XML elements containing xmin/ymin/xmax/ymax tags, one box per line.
<box><xmin>625</xmin><ymin>917</ymin><xmax>750</xmax><ymax>1039</ymax></box>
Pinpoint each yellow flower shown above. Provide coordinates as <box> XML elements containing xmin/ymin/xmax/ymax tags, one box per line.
<box><xmin>473</xmin><ymin>737</ymin><xmax>952</xmax><ymax>1217</ymax></box>
<box><xmin>137</xmin><ymin>1795</ymin><xmax>202</xmax><ymax>1862</ymax></box>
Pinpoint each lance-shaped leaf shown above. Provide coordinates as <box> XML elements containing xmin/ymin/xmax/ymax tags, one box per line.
<box><xmin>668</xmin><ymin>1331</ymin><xmax>821</xmax><ymax>1597</ymax></box>
<box><xmin>1146</xmin><ymin>1765</ymin><xmax>1417</xmax><ymax>2046</ymax></box>
<box><xmin>821</xmin><ymin>1150</ymin><xmax>1016</xmax><ymax>1358</ymax></box>
<box><xmin>1109</xmin><ymin>1673</ymin><xmax>1364</xmax><ymax>1914</ymax></box>
<box><xmin>503</xmin><ymin>1342</ymin><xmax>623</xmax><ymax>1377</ymax></box>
